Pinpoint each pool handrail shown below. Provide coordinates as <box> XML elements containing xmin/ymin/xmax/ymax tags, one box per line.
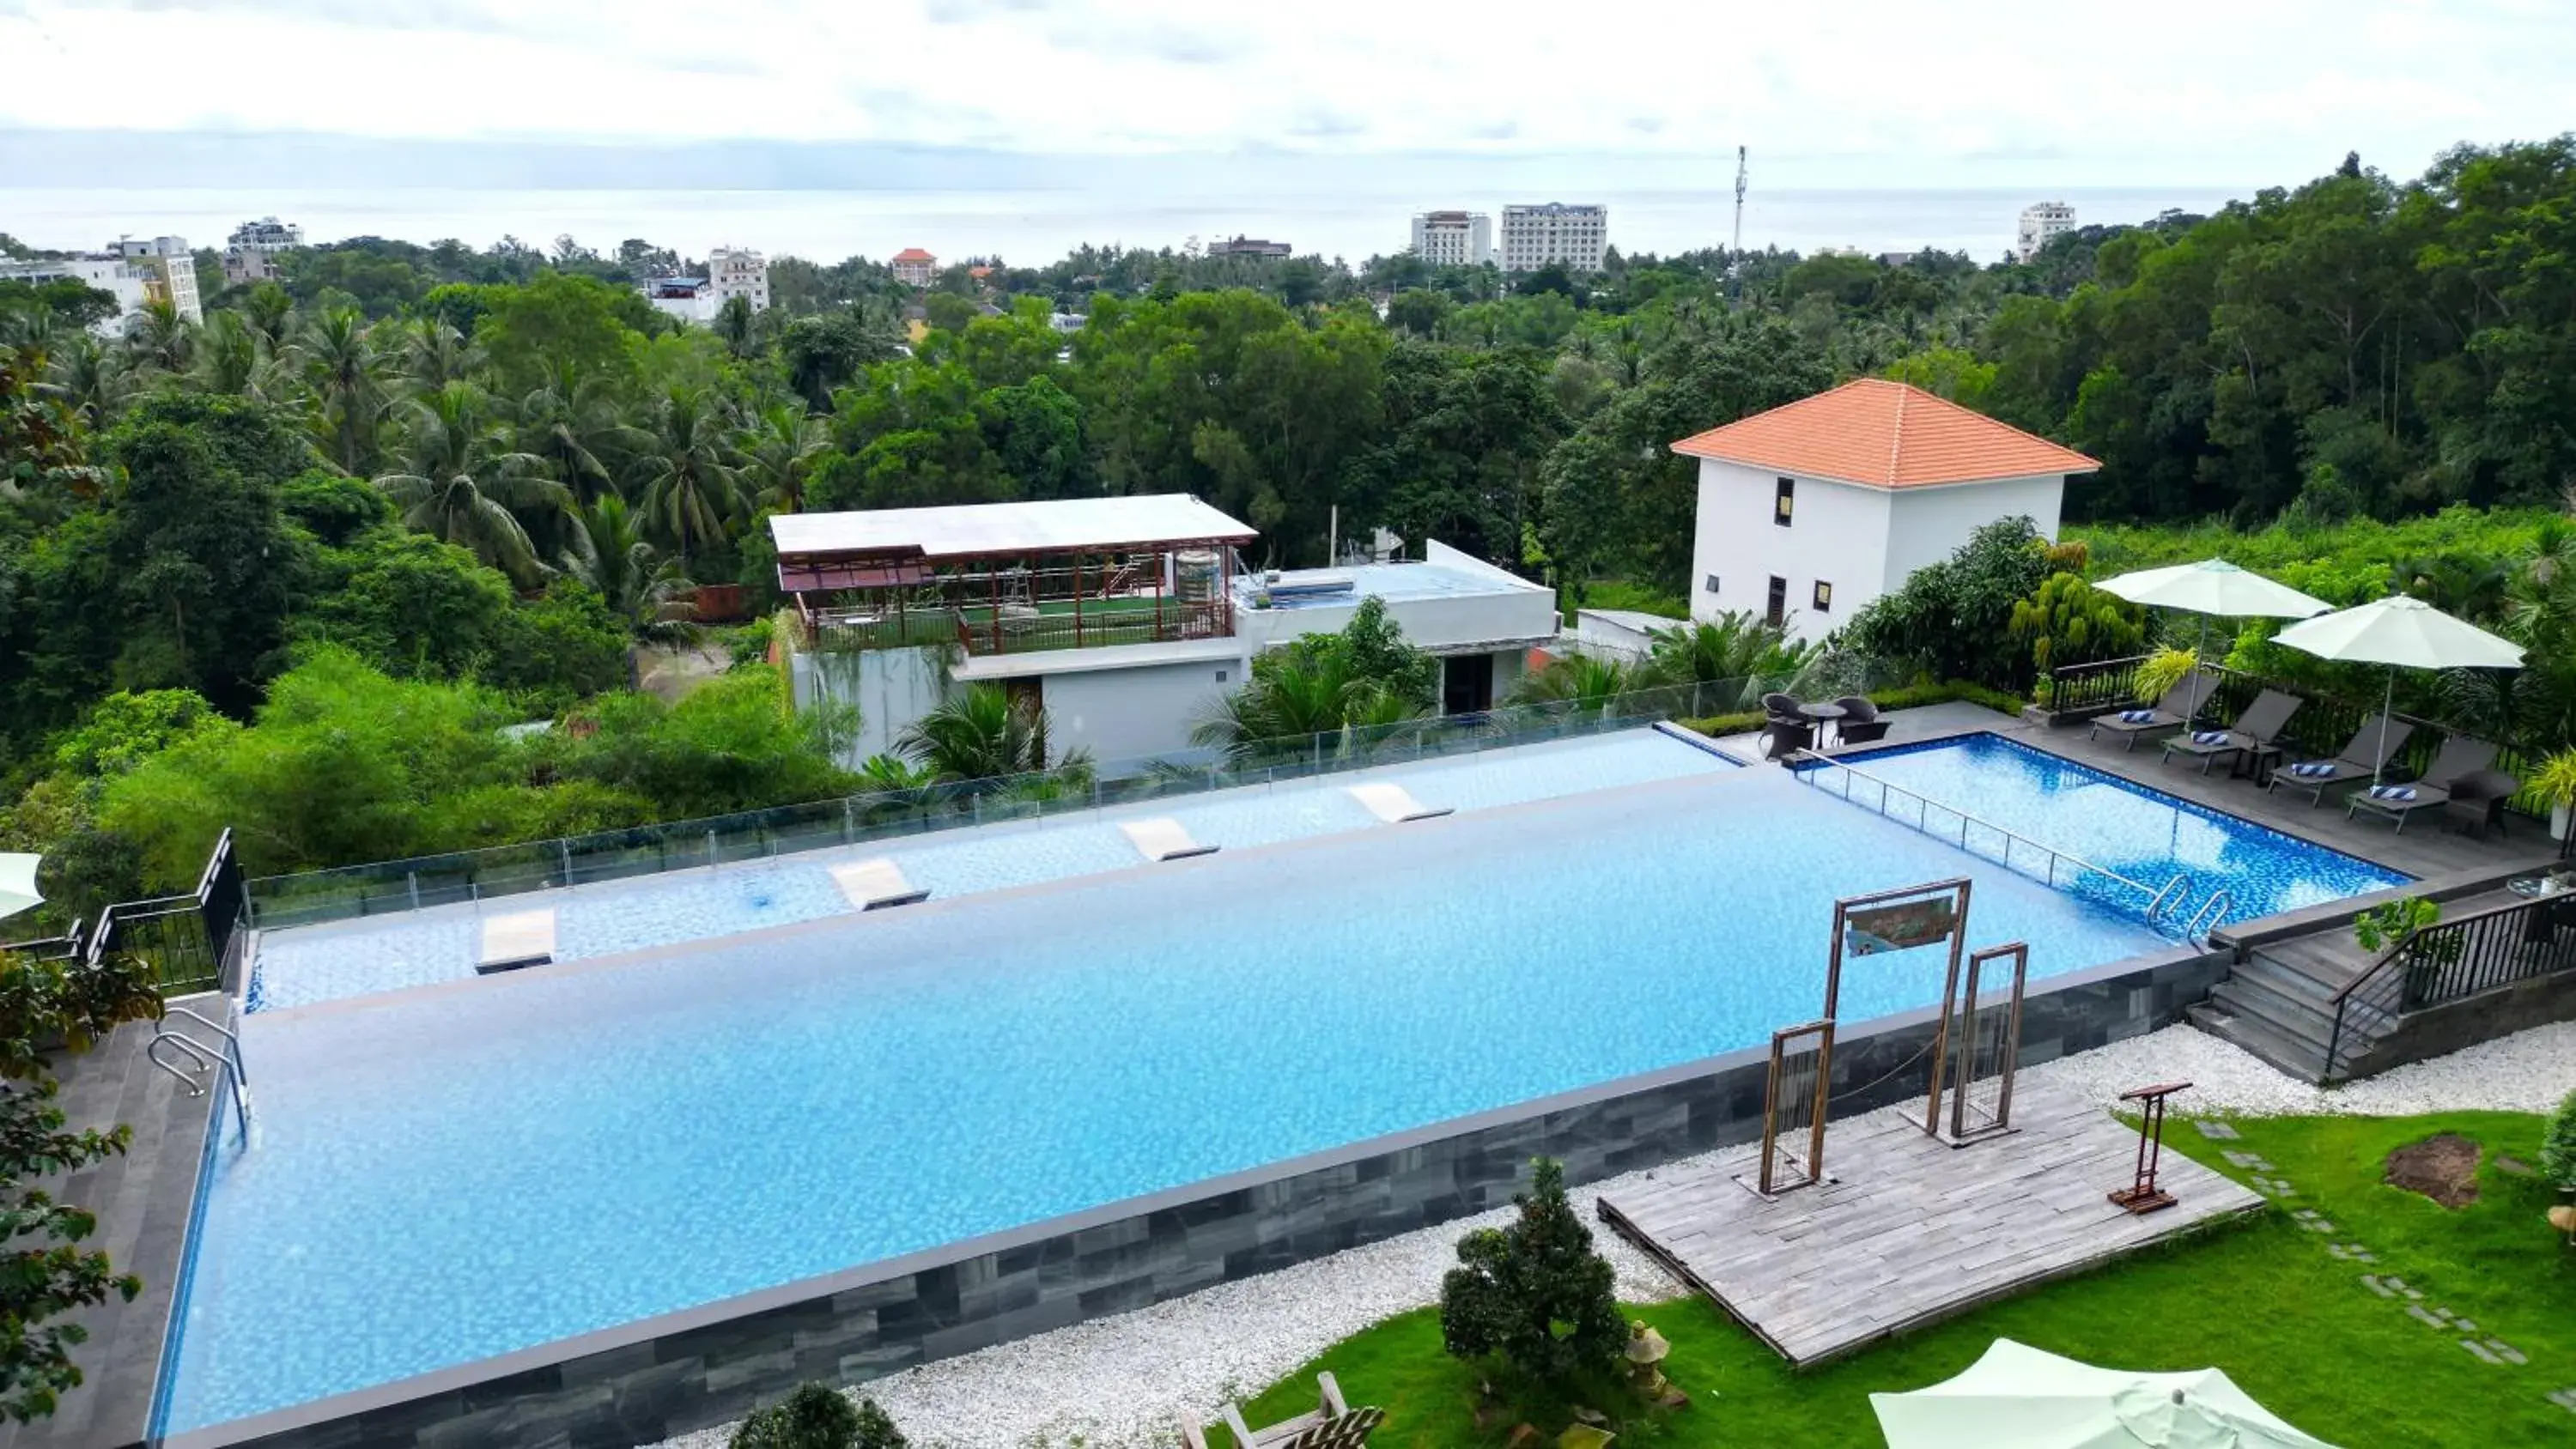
<box><xmin>1789</xmin><ymin>748</ymin><xmax>2185</xmax><ymax>933</ymax></box>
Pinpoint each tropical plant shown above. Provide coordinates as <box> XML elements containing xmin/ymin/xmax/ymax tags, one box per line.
<box><xmin>898</xmin><ymin>683</ymin><xmax>1058</xmax><ymax>782</ymax></box>
<box><xmin>2009</xmin><ymin>572</ymin><xmax>2148</xmax><ymax>678</ymax></box>
<box><xmin>372</xmin><ymin>382</ymin><xmax>568</xmax><ymax>583</ymax></box>
<box><xmin>514</xmin><ymin>363</ymin><xmax>647</xmax><ymax>506</ymax></box>
<box><xmin>295</xmin><ymin>305</ymin><xmax>388</xmax><ymax>473</ymax></box>
<box><xmin>632</xmin><ymin>384</ymin><xmax>744</xmax><ymax>567</ymax></box>
<box><xmin>123</xmin><ymin>297</ymin><xmax>193</xmax><ymax>376</ymax></box>
<box><xmin>853</xmin><ymin>754</ymin><xmax>938</xmax><ymax>792</ymax></box>
<box><xmin>1637</xmin><ymin>609</ymin><xmax>1815</xmax><ymax>706</ymax></box>
<box><xmin>2354</xmin><ymin>895</ymin><xmax>2441</xmax><ymax>955</ymax></box>
<box><xmin>2543</xmin><ymin>1087</ymin><xmax>2576</xmax><ymax>1190</ymax></box>
<box><xmin>398</xmin><ymin>317</ymin><xmax>483</xmax><ymax>392</ymax></box>
<box><xmin>729</xmin><ymin>1382</ymin><xmax>905</xmax><ymax>1449</ymax></box>
<box><xmin>1191</xmin><ymin>652</ymin><xmax>1364</xmax><ymax>763</ymax></box>
<box><xmin>0</xmin><ymin>946</ymin><xmax>164</xmax><ymax>1422</ymax></box>
<box><xmin>1507</xmin><ymin>652</ymin><xmax>1637</xmax><ymax>712</ymax></box>
<box><xmin>1438</xmin><ymin>1158</ymin><xmax>1625</xmax><ymax>1387</ymax></box>
<box><xmin>2129</xmin><ymin>646</ymin><xmax>2202</xmax><ymax>707</ymax></box>
<box><xmin>738</xmin><ymin>401</ymin><xmax>829</xmax><ymax>514</ymax></box>
<box><xmin>41</xmin><ymin>332</ymin><xmax>126</xmax><ymax>431</ymax></box>
<box><xmin>559</xmin><ymin>495</ymin><xmax>695</xmax><ymax>643</ymax></box>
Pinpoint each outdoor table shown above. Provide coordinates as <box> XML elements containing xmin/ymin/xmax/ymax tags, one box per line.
<box><xmin>1796</xmin><ymin>700</ymin><xmax>1846</xmax><ymax>746</ymax></box>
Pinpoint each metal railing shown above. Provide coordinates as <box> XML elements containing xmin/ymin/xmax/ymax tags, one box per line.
<box><xmin>2324</xmin><ymin>890</ymin><xmax>2576</xmax><ymax>1076</ymax></box>
<box><xmin>3</xmin><ymin>831</ymin><xmax>246</xmax><ymax>997</ymax></box>
<box><xmin>2185</xmin><ymin>889</ymin><xmax>2235</xmax><ymax>946</ymax></box>
<box><xmin>1791</xmin><ymin>749</ymin><xmax>2190</xmax><ymax>935</ymax></box>
<box><xmin>245</xmin><ymin>679</ymin><xmax>1774</xmax><ymax>932</ymax></box>
<box><xmin>2046</xmin><ymin>653</ymin><xmax>2554</xmax><ymax>827</ymax></box>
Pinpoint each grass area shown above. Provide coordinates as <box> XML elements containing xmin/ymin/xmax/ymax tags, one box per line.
<box><xmin>1225</xmin><ymin>1112</ymin><xmax>2571</xmax><ymax>1447</ymax></box>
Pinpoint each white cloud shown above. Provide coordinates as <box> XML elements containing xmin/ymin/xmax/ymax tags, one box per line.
<box><xmin>0</xmin><ymin>0</ymin><xmax>2566</xmax><ymax>185</ymax></box>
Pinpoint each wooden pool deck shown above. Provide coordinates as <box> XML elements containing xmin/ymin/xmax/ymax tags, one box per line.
<box><xmin>1595</xmin><ymin>1088</ymin><xmax>2264</xmax><ymax>1368</ymax></box>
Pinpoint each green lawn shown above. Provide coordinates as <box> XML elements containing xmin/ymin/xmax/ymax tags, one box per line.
<box><xmin>1226</xmin><ymin>1113</ymin><xmax>2572</xmax><ymax>1447</ymax></box>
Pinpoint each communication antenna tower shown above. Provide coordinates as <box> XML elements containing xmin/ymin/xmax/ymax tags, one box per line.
<box><xmin>1731</xmin><ymin>146</ymin><xmax>1749</xmax><ymax>302</ymax></box>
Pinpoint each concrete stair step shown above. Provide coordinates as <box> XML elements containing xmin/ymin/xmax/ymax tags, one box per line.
<box><xmin>2185</xmin><ymin>1001</ymin><xmax>2330</xmax><ymax>1084</ymax></box>
<box><xmin>2242</xmin><ymin>946</ymin><xmax>2353</xmax><ymax>1005</ymax></box>
<box><xmin>2211</xmin><ymin>975</ymin><xmax>2340</xmax><ymax>1047</ymax></box>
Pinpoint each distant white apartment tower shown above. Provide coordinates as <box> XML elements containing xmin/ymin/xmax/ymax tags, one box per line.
<box><xmin>106</xmin><ymin>237</ymin><xmax>201</xmax><ymax>323</ymax></box>
<box><xmin>1409</xmin><ymin>210</ymin><xmax>1492</xmax><ymax>268</ymax></box>
<box><xmin>708</xmin><ymin>246</ymin><xmax>769</xmax><ymax>312</ymax></box>
<box><xmin>223</xmin><ymin>216</ymin><xmax>303</xmax><ymax>285</ymax></box>
<box><xmin>2015</xmin><ymin>202</ymin><xmax>2077</xmax><ymax>262</ymax></box>
<box><xmin>1499</xmin><ymin>203</ymin><xmax>1607</xmax><ymax>273</ymax></box>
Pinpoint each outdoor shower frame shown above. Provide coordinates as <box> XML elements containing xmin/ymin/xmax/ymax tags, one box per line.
<box><xmin>1927</xmin><ymin>941</ymin><xmax>2029</xmax><ymax>1144</ymax></box>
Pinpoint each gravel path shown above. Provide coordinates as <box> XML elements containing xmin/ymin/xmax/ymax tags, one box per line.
<box><xmin>652</xmin><ymin>1022</ymin><xmax>2573</xmax><ymax>1449</ymax></box>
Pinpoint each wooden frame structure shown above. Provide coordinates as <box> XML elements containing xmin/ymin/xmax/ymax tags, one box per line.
<box><xmin>1927</xmin><ymin>942</ymin><xmax>2028</xmax><ymax>1144</ymax></box>
<box><xmin>2111</xmin><ymin>1081</ymin><xmax>2191</xmax><ymax>1214</ymax></box>
<box><xmin>1754</xmin><ymin>1020</ymin><xmax>1836</xmax><ymax>1197</ymax></box>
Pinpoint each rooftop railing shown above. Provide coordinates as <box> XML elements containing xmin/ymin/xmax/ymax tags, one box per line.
<box><xmin>2324</xmin><ymin>888</ymin><xmax>2576</xmax><ymax>1078</ymax></box>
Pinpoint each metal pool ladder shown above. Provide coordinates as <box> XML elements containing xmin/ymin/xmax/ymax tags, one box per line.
<box><xmin>2185</xmin><ymin>889</ymin><xmax>2235</xmax><ymax>947</ymax></box>
<box><xmin>146</xmin><ymin>1005</ymin><xmax>252</xmax><ymax>1147</ymax></box>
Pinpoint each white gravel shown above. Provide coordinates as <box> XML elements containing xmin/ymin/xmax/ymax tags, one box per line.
<box><xmin>653</xmin><ymin>1021</ymin><xmax>2574</xmax><ymax>1449</ymax></box>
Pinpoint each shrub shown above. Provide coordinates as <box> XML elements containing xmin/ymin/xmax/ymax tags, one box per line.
<box><xmin>730</xmin><ymin>1383</ymin><xmax>907</xmax><ymax>1449</ymax></box>
<box><xmin>1439</xmin><ymin>1158</ymin><xmax>1624</xmax><ymax>1385</ymax></box>
<box><xmin>2543</xmin><ymin>1088</ymin><xmax>2576</xmax><ymax>1191</ymax></box>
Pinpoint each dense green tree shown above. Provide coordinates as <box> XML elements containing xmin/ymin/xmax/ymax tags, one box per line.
<box><xmin>630</xmin><ymin>385</ymin><xmax>744</xmax><ymax>567</ymax></box>
<box><xmin>1847</xmin><ymin>516</ymin><xmax>2055</xmax><ymax>688</ymax></box>
<box><xmin>371</xmin><ymin>382</ymin><xmax>566</xmax><ymax>582</ymax></box>
<box><xmin>1438</xmin><ymin>1159</ymin><xmax>1624</xmax><ymax>1387</ymax></box>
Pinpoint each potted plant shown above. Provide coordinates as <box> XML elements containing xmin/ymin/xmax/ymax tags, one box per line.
<box><xmin>2534</xmin><ymin>750</ymin><xmax>2576</xmax><ymax>841</ymax></box>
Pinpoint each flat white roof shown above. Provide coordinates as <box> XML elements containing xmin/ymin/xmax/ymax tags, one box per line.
<box><xmin>771</xmin><ymin>494</ymin><xmax>1255</xmax><ymax>561</ymax></box>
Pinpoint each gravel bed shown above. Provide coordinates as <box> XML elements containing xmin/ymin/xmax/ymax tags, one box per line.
<box><xmin>651</xmin><ymin>1021</ymin><xmax>2573</xmax><ymax>1449</ymax></box>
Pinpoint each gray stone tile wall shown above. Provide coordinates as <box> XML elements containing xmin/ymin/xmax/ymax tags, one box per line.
<box><xmin>164</xmin><ymin>945</ymin><xmax>2228</xmax><ymax>1449</ymax></box>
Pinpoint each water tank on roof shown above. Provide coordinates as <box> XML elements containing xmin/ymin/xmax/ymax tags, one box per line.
<box><xmin>1174</xmin><ymin>549</ymin><xmax>1220</xmax><ymax>603</ymax></box>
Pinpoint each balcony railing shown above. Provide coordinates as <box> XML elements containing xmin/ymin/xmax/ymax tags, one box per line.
<box><xmin>0</xmin><ymin>828</ymin><xmax>246</xmax><ymax>997</ymax></box>
<box><xmin>812</xmin><ymin>597</ymin><xmax>1233</xmax><ymax>658</ymax></box>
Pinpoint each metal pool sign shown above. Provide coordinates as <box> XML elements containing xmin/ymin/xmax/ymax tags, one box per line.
<box><xmin>1843</xmin><ymin>894</ymin><xmax>1959</xmax><ymax>955</ymax></box>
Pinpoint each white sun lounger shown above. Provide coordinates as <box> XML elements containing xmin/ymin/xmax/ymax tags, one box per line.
<box><xmin>1121</xmin><ymin>817</ymin><xmax>1221</xmax><ymax>862</ymax></box>
<box><xmin>1347</xmin><ymin>782</ymin><xmax>1455</xmax><ymax>823</ymax></box>
<box><xmin>829</xmin><ymin>858</ymin><xmax>931</xmax><ymax>911</ymax></box>
<box><xmin>477</xmin><ymin>908</ymin><xmax>556</xmax><ymax>974</ymax></box>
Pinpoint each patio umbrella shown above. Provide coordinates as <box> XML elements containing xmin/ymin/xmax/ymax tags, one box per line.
<box><xmin>2095</xmin><ymin>561</ymin><xmax>2332</xmax><ymax>722</ymax></box>
<box><xmin>1872</xmin><ymin>1339</ymin><xmax>2339</xmax><ymax>1448</ymax></box>
<box><xmin>2271</xmin><ymin>595</ymin><xmax>2525</xmax><ymax>783</ymax></box>
<box><xmin>0</xmin><ymin>854</ymin><xmax>41</xmax><ymax>924</ymax></box>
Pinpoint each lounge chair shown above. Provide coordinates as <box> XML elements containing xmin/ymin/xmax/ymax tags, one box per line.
<box><xmin>828</xmin><ymin>858</ymin><xmax>931</xmax><ymax>910</ymax></box>
<box><xmin>1348</xmin><ymin>782</ymin><xmax>1453</xmax><ymax>822</ymax></box>
<box><xmin>2264</xmin><ymin>715</ymin><xmax>2418</xmax><ymax>806</ymax></box>
<box><xmin>2158</xmin><ymin>689</ymin><xmax>2301</xmax><ymax>775</ymax></box>
<box><xmin>1182</xmin><ymin>1373</ymin><xmax>1383</xmax><ymax>1449</ymax></box>
<box><xmin>2443</xmin><ymin>768</ymin><xmax>2521</xmax><ymax>839</ymax></box>
<box><xmin>1120</xmin><ymin>816</ymin><xmax>1220</xmax><ymax>861</ymax></box>
<box><xmin>2346</xmin><ymin>736</ymin><xmax>2500</xmax><ymax>833</ymax></box>
<box><xmin>2087</xmin><ymin>675</ymin><xmax>2206</xmax><ymax>750</ymax></box>
<box><xmin>476</xmin><ymin>907</ymin><xmax>556</xmax><ymax>974</ymax></box>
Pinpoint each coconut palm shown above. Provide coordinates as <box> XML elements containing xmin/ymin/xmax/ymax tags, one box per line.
<box><xmin>42</xmin><ymin>332</ymin><xmax>126</xmax><ymax>431</ymax></box>
<box><xmin>398</xmin><ymin>318</ymin><xmax>484</xmax><ymax>393</ymax></box>
<box><xmin>239</xmin><ymin>282</ymin><xmax>295</xmax><ymax>355</ymax></box>
<box><xmin>1636</xmin><ymin>609</ymin><xmax>1816</xmax><ymax>709</ymax></box>
<box><xmin>125</xmin><ymin>298</ymin><xmax>194</xmax><ymax>376</ymax></box>
<box><xmin>735</xmin><ymin>401</ymin><xmax>828</xmax><ymax>513</ymax></box>
<box><xmin>714</xmin><ymin>294</ymin><xmax>757</xmax><ymax>358</ymax></box>
<box><xmin>191</xmin><ymin>310</ymin><xmax>286</xmax><ymax>397</ymax></box>
<box><xmin>630</xmin><ymin>385</ymin><xmax>744</xmax><ymax>567</ymax></box>
<box><xmin>516</xmin><ymin>363</ymin><xmax>647</xmax><ymax>506</ymax></box>
<box><xmin>558</xmin><ymin>494</ymin><xmax>695</xmax><ymax>643</ymax></box>
<box><xmin>296</xmin><ymin>306</ymin><xmax>389</xmax><ymax>473</ymax></box>
<box><xmin>898</xmin><ymin>683</ymin><xmax>1062</xmax><ymax>782</ymax></box>
<box><xmin>372</xmin><ymin>382</ymin><xmax>567</xmax><ymax>583</ymax></box>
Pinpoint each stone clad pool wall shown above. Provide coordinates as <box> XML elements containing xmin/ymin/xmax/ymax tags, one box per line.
<box><xmin>161</xmin><ymin>944</ymin><xmax>2227</xmax><ymax>1449</ymax></box>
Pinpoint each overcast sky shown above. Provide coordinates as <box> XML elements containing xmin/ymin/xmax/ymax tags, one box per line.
<box><xmin>2</xmin><ymin>0</ymin><xmax>2567</xmax><ymax>186</ymax></box>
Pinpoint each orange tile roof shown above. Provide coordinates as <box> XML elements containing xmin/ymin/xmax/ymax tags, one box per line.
<box><xmin>1669</xmin><ymin>379</ymin><xmax>2098</xmax><ymax>488</ymax></box>
<box><xmin>892</xmin><ymin>247</ymin><xmax>936</xmax><ymax>263</ymax></box>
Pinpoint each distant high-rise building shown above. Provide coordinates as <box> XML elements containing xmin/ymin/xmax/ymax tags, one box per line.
<box><xmin>223</xmin><ymin>216</ymin><xmax>303</xmax><ymax>285</ymax></box>
<box><xmin>1409</xmin><ymin>210</ymin><xmax>1492</xmax><ymax>269</ymax></box>
<box><xmin>2015</xmin><ymin>202</ymin><xmax>2077</xmax><ymax>262</ymax></box>
<box><xmin>1498</xmin><ymin>203</ymin><xmax>1607</xmax><ymax>273</ymax></box>
<box><xmin>6</xmin><ymin>239</ymin><xmax>200</xmax><ymax>328</ymax></box>
<box><xmin>1207</xmin><ymin>236</ymin><xmax>1292</xmax><ymax>259</ymax></box>
<box><xmin>708</xmin><ymin>246</ymin><xmax>769</xmax><ymax>312</ymax></box>
<box><xmin>105</xmin><ymin>235</ymin><xmax>201</xmax><ymax>322</ymax></box>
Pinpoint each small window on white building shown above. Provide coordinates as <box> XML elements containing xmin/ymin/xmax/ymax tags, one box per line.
<box><xmin>1813</xmin><ymin>580</ymin><xmax>1833</xmax><ymax>613</ymax></box>
<box><xmin>1774</xmin><ymin>476</ymin><xmax>1795</xmax><ymax>526</ymax></box>
<box><xmin>1765</xmin><ymin>576</ymin><xmax>1788</xmax><ymax>627</ymax></box>
<box><xmin>1704</xmin><ymin>573</ymin><xmax>1721</xmax><ymax>596</ymax></box>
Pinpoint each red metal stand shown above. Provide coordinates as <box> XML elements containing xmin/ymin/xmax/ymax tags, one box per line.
<box><xmin>2111</xmin><ymin>1081</ymin><xmax>2190</xmax><ymax>1214</ymax></box>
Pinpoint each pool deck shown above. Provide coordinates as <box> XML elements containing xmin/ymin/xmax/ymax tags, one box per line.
<box><xmin>1595</xmin><ymin>1086</ymin><xmax>2265</xmax><ymax>1368</ymax></box>
<box><xmin>0</xmin><ymin>1007</ymin><xmax>225</xmax><ymax>1449</ymax></box>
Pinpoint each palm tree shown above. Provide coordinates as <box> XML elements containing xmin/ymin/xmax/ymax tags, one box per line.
<box><xmin>1636</xmin><ymin>609</ymin><xmax>1817</xmax><ymax>710</ymax></box>
<box><xmin>125</xmin><ymin>298</ymin><xmax>194</xmax><ymax>376</ymax></box>
<box><xmin>1190</xmin><ymin>653</ymin><xmax>1364</xmax><ymax>764</ymax></box>
<box><xmin>515</xmin><ymin>363</ymin><xmax>647</xmax><ymax>505</ymax></box>
<box><xmin>735</xmin><ymin>401</ymin><xmax>827</xmax><ymax>514</ymax></box>
<box><xmin>898</xmin><ymin>683</ymin><xmax>1060</xmax><ymax>782</ymax></box>
<box><xmin>239</xmin><ymin>282</ymin><xmax>295</xmax><ymax>355</ymax></box>
<box><xmin>1506</xmin><ymin>652</ymin><xmax>1636</xmax><ymax>713</ymax></box>
<box><xmin>398</xmin><ymin>318</ymin><xmax>483</xmax><ymax>393</ymax></box>
<box><xmin>714</xmin><ymin>294</ymin><xmax>757</xmax><ymax>359</ymax></box>
<box><xmin>372</xmin><ymin>382</ymin><xmax>567</xmax><ymax>582</ymax></box>
<box><xmin>558</xmin><ymin>494</ymin><xmax>694</xmax><ymax>642</ymax></box>
<box><xmin>630</xmin><ymin>385</ymin><xmax>744</xmax><ymax>567</ymax></box>
<box><xmin>192</xmin><ymin>310</ymin><xmax>280</xmax><ymax>397</ymax></box>
<box><xmin>42</xmin><ymin>332</ymin><xmax>125</xmax><ymax>431</ymax></box>
<box><xmin>297</xmin><ymin>306</ymin><xmax>389</xmax><ymax>473</ymax></box>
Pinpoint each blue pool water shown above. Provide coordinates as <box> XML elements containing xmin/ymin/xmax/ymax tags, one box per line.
<box><xmin>163</xmin><ymin>731</ymin><xmax>2406</xmax><ymax>1430</ymax></box>
<box><xmin>1815</xmin><ymin>735</ymin><xmax>2409</xmax><ymax>928</ymax></box>
<box><xmin>246</xmin><ymin>731</ymin><xmax>1737</xmax><ymax>1012</ymax></box>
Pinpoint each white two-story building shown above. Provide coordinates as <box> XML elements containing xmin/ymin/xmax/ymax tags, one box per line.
<box><xmin>1673</xmin><ymin>379</ymin><xmax>2099</xmax><ymax>644</ymax></box>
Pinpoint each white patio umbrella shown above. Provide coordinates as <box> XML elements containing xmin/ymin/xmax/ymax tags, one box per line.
<box><xmin>1872</xmin><ymin>1339</ymin><xmax>2339</xmax><ymax>1449</ymax></box>
<box><xmin>0</xmin><ymin>853</ymin><xmax>42</xmax><ymax>924</ymax></box>
<box><xmin>2271</xmin><ymin>595</ymin><xmax>2525</xmax><ymax>783</ymax></box>
<box><xmin>2095</xmin><ymin>561</ymin><xmax>2331</xmax><ymax>722</ymax></box>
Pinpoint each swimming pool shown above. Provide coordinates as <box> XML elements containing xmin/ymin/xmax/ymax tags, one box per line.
<box><xmin>1809</xmin><ymin>734</ymin><xmax>2409</xmax><ymax>928</ymax></box>
<box><xmin>246</xmin><ymin>730</ymin><xmax>1736</xmax><ymax>1011</ymax></box>
<box><xmin>159</xmin><ymin>731</ymin><xmax>2405</xmax><ymax>1432</ymax></box>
